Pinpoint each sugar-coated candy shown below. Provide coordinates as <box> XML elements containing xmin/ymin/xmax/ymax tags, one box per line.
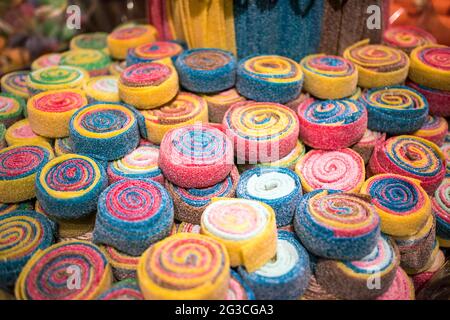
<box><xmin>376</xmin><ymin>268</ymin><xmax>415</xmax><ymax>300</ymax></box>
<box><xmin>383</xmin><ymin>26</ymin><xmax>436</xmax><ymax>53</ymax></box>
<box><xmin>5</xmin><ymin>119</ymin><xmax>51</xmax><ymax>148</ymax></box>
<box><xmin>54</xmin><ymin>137</ymin><xmax>74</xmax><ymax>156</ymax></box>
<box><xmin>31</xmin><ymin>53</ymin><xmax>61</xmax><ymax>71</ymax></box>
<box><xmin>432</xmin><ymin>179</ymin><xmax>450</xmax><ymax>248</ymax></box>
<box><xmin>412</xmin><ymin>115</ymin><xmax>448</xmax><ymax>146</ymax></box>
<box><xmin>227</xmin><ymin>270</ymin><xmax>256</xmax><ymax>300</ymax></box>
<box><xmin>107</xmin><ymin>24</ymin><xmax>158</xmax><ymax>60</ymax></box>
<box><xmin>0</xmin><ymin>92</ymin><xmax>25</xmax><ymax>128</ymax></box>
<box><xmin>351</xmin><ymin>129</ymin><xmax>386</xmax><ymax>164</ymax></box>
<box><xmin>100</xmin><ymin>245</ymin><xmax>140</xmax><ymax>281</ymax></box>
<box><xmin>84</xmin><ymin>76</ymin><xmax>120</xmax><ymax>103</ymax></box>
<box><xmin>1</xmin><ymin>71</ymin><xmax>30</xmax><ymax>100</ymax></box>
<box><xmin>407</xmin><ymin>80</ymin><xmax>450</xmax><ymax>117</ymax></box>
<box><xmin>411</xmin><ymin>249</ymin><xmax>445</xmax><ymax>292</ymax></box>
<box><xmin>27</xmin><ymin>66</ymin><xmax>89</xmax><ymax>96</ymax></box>
<box><xmin>70</xmin><ymin>32</ymin><xmax>108</xmax><ymax>53</ymax></box>
<box><xmin>126</xmin><ymin>41</ymin><xmax>183</xmax><ymax>66</ymax></box>
<box><xmin>60</xmin><ymin>49</ymin><xmax>111</xmax><ymax>76</ymax></box>
<box><xmin>203</xmin><ymin>88</ymin><xmax>246</xmax><ymax>123</ymax></box>
<box><xmin>0</xmin><ymin>201</ymin><xmax>33</xmax><ymax>215</ymax></box>
<box><xmin>109</xmin><ymin>61</ymin><xmax>126</xmax><ymax>76</ymax></box>
<box><xmin>97</xmin><ymin>279</ymin><xmax>144</xmax><ymax>300</ymax></box>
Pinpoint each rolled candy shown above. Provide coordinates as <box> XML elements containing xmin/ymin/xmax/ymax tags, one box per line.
<box><xmin>201</xmin><ymin>198</ymin><xmax>277</xmax><ymax>272</ymax></box>
<box><xmin>97</xmin><ymin>279</ymin><xmax>144</xmax><ymax>300</ymax></box>
<box><xmin>136</xmin><ymin>92</ymin><xmax>209</xmax><ymax>145</ymax></box>
<box><xmin>376</xmin><ymin>268</ymin><xmax>415</xmax><ymax>300</ymax></box>
<box><xmin>368</xmin><ymin>135</ymin><xmax>446</xmax><ymax>194</ymax></box>
<box><xmin>0</xmin><ymin>124</ymin><xmax>5</xmax><ymax>149</ymax></box>
<box><xmin>383</xmin><ymin>26</ymin><xmax>436</xmax><ymax>53</ymax></box>
<box><xmin>36</xmin><ymin>154</ymin><xmax>107</xmax><ymax>220</ymax></box>
<box><xmin>31</xmin><ymin>53</ymin><xmax>61</xmax><ymax>71</ymax></box>
<box><xmin>0</xmin><ymin>201</ymin><xmax>33</xmax><ymax>216</ymax></box>
<box><xmin>409</xmin><ymin>45</ymin><xmax>450</xmax><ymax>91</ymax></box>
<box><xmin>166</xmin><ymin>165</ymin><xmax>239</xmax><ymax>225</ymax></box>
<box><xmin>27</xmin><ymin>89</ymin><xmax>88</xmax><ymax>138</ymax></box>
<box><xmin>315</xmin><ymin>236</ymin><xmax>400</xmax><ymax>300</ymax></box>
<box><xmin>442</xmin><ymin>142</ymin><xmax>450</xmax><ymax>178</ymax></box>
<box><xmin>285</xmin><ymin>92</ymin><xmax>310</xmax><ymax>111</ymax></box>
<box><xmin>203</xmin><ymin>88</ymin><xmax>246</xmax><ymax>123</ymax></box>
<box><xmin>236</xmin><ymin>55</ymin><xmax>303</xmax><ymax>103</ymax></box>
<box><xmin>107</xmin><ymin>24</ymin><xmax>158</xmax><ymax>60</ymax></box>
<box><xmin>0</xmin><ymin>211</ymin><xmax>55</xmax><ymax>287</ymax></box>
<box><xmin>257</xmin><ymin>140</ymin><xmax>306</xmax><ymax>170</ymax></box>
<box><xmin>294</xmin><ymin>190</ymin><xmax>380</xmax><ymax>260</ymax></box>
<box><xmin>412</xmin><ymin>115</ymin><xmax>448</xmax><ymax>146</ymax></box>
<box><xmin>411</xmin><ymin>249</ymin><xmax>445</xmax><ymax>292</ymax></box>
<box><xmin>0</xmin><ymin>92</ymin><xmax>25</xmax><ymax>128</ymax></box>
<box><xmin>352</xmin><ymin>129</ymin><xmax>386</xmax><ymax>164</ymax></box>
<box><xmin>27</xmin><ymin>66</ymin><xmax>89</xmax><ymax>96</ymax></box>
<box><xmin>93</xmin><ymin>179</ymin><xmax>174</xmax><ymax>256</ymax></box>
<box><xmin>0</xmin><ymin>145</ymin><xmax>51</xmax><ymax>203</ymax></box>
<box><xmin>5</xmin><ymin>119</ymin><xmax>51</xmax><ymax>148</ymax></box>
<box><xmin>300</xmin><ymin>54</ymin><xmax>358</xmax><ymax>99</ymax></box>
<box><xmin>70</xmin><ymin>32</ymin><xmax>108</xmax><ymax>53</ymax></box>
<box><xmin>301</xmin><ymin>275</ymin><xmax>339</xmax><ymax>300</ymax></box>
<box><xmin>361</xmin><ymin>173</ymin><xmax>431</xmax><ymax>237</ymax></box>
<box><xmin>1</xmin><ymin>71</ymin><xmax>30</xmax><ymax>99</ymax></box>
<box><xmin>349</xmin><ymin>87</ymin><xmax>362</xmax><ymax>100</ymax></box>
<box><xmin>118</xmin><ymin>62</ymin><xmax>179</xmax><ymax>110</ymax></box>
<box><xmin>137</xmin><ymin>233</ymin><xmax>230</xmax><ymax>300</ymax></box>
<box><xmin>170</xmin><ymin>222</ymin><xmax>201</xmax><ymax>235</ymax></box>
<box><xmin>159</xmin><ymin>125</ymin><xmax>233</xmax><ymax>188</ymax></box>
<box><xmin>295</xmin><ymin>148</ymin><xmax>365</xmax><ymax>193</ymax></box>
<box><xmin>432</xmin><ymin>179</ymin><xmax>450</xmax><ymax>248</ymax></box>
<box><xmin>100</xmin><ymin>245</ymin><xmax>140</xmax><ymax>280</ymax></box>
<box><xmin>227</xmin><ymin>270</ymin><xmax>255</xmax><ymax>300</ymax></box>
<box><xmin>360</xmin><ymin>86</ymin><xmax>429</xmax><ymax>135</ymax></box>
<box><xmin>60</xmin><ymin>49</ymin><xmax>111</xmax><ymax>76</ymax></box>
<box><xmin>223</xmin><ymin>101</ymin><xmax>299</xmax><ymax>163</ymax></box>
<box><xmin>84</xmin><ymin>76</ymin><xmax>120</xmax><ymax>103</ymax></box>
<box><xmin>343</xmin><ymin>39</ymin><xmax>409</xmax><ymax>88</ymax></box>
<box><xmin>126</xmin><ymin>41</ymin><xmax>183</xmax><ymax>66</ymax></box>
<box><xmin>238</xmin><ymin>231</ymin><xmax>311</xmax><ymax>300</ymax></box>
<box><xmin>297</xmin><ymin>98</ymin><xmax>367</xmax><ymax>150</ymax></box>
<box><xmin>407</xmin><ymin>80</ymin><xmax>450</xmax><ymax>117</ymax></box>
<box><xmin>54</xmin><ymin>137</ymin><xmax>74</xmax><ymax>156</ymax></box>
<box><xmin>15</xmin><ymin>241</ymin><xmax>113</xmax><ymax>300</ymax></box>
<box><xmin>109</xmin><ymin>61</ymin><xmax>126</xmax><ymax>76</ymax></box>
<box><xmin>237</xmin><ymin>167</ymin><xmax>302</xmax><ymax>227</ymax></box>
<box><xmin>69</xmin><ymin>102</ymin><xmax>140</xmax><ymax>161</ymax></box>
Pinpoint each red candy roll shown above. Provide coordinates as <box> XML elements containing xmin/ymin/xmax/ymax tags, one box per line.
<box><xmin>407</xmin><ymin>80</ymin><xmax>450</xmax><ymax>117</ymax></box>
<box><xmin>159</xmin><ymin>124</ymin><xmax>234</xmax><ymax>188</ymax></box>
<box><xmin>352</xmin><ymin>129</ymin><xmax>386</xmax><ymax>164</ymax></box>
<box><xmin>376</xmin><ymin>268</ymin><xmax>415</xmax><ymax>300</ymax></box>
<box><xmin>412</xmin><ymin>115</ymin><xmax>448</xmax><ymax>147</ymax></box>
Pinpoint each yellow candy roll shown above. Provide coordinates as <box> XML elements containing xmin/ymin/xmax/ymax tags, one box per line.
<box><xmin>84</xmin><ymin>76</ymin><xmax>119</xmax><ymax>103</ymax></box>
<box><xmin>5</xmin><ymin>119</ymin><xmax>51</xmax><ymax>149</ymax></box>
<box><xmin>107</xmin><ymin>24</ymin><xmax>158</xmax><ymax>60</ymax></box>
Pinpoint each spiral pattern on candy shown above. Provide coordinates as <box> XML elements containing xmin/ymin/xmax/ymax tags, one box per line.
<box><xmin>0</xmin><ymin>92</ymin><xmax>25</xmax><ymax>128</ymax></box>
<box><xmin>256</xmin><ymin>140</ymin><xmax>305</xmax><ymax>170</ymax></box>
<box><xmin>70</xmin><ymin>32</ymin><xmax>108</xmax><ymax>52</ymax></box>
<box><xmin>383</xmin><ymin>26</ymin><xmax>436</xmax><ymax>53</ymax></box>
<box><xmin>343</xmin><ymin>39</ymin><xmax>409</xmax><ymax>88</ymax></box>
<box><xmin>376</xmin><ymin>268</ymin><xmax>415</xmax><ymax>300</ymax></box>
<box><xmin>295</xmin><ymin>148</ymin><xmax>365</xmax><ymax>193</ymax></box>
<box><xmin>236</xmin><ymin>55</ymin><xmax>303</xmax><ymax>103</ymax></box>
<box><xmin>297</xmin><ymin>98</ymin><xmax>367</xmax><ymax>150</ymax></box>
<box><xmin>27</xmin><ymin>66</ymin><xmax>89</xmax><ymax>96</ymax></box>
<box><xmin>31</xmin><ymin>53</ymin><xmax>61</xmax><ymax>71</ymax></box>
<box><xmin>137</xmin><ymin>233</ymin><xmax>230</xmax><ymax>300</ymax></box>
<box><xmin>201</xmin><ymin>198</ymin><xmax>277</xmax><ymax>272</ymax></box>
<box><xmin>15</xmin><ymin>241</ymin><xmax>113</xmax><ymax>300</ymax></box>
<box><xmin>97</xmin><ymin>279</ymin><xmax>143</xmax><ymax>300</ymax></box>
<box><xmin>352</xmin><ymin>129</ymin><xmax>386</xmax><ymax>164</ymax></box>
<box><xmin>107</xmin><ymin>25</ymin><xmax>158</xmax><ymax>60</ymax></box>
<box><xmin>407</xmin><ymin>80</ymin><xmax>450</xmax><ymax>117</ymax></box>
<box><xmin>60</xmin><ymin>49</ymin><xmax>111</xmax><ymax>76</ymax></box>
<box><xmin>127</xmin><ymin>41</ymin><xmax>183</xmax><ymax>66</ymax></box>
<box><xmin>0</xmin><ymin>210</ymin><xmax>55</xmax><ymax>287</ymax></box>
<box><xmin>432</xmin><ymin>179</ymin><xmax>450</xmax><ymax>247</ymax></box>
<box><xmin>227</xmin><ymin>270</ymin><xmax>255</xmax><ymax>300</ymax></box>
<box><xmin>223</xmin><ymin>101</ymin><xmax>299</xmax><ymax>163</ymax></box>
<box><xmin>84</xmin><ymin>76</ymin><xmax>119</xmax><ymax>103</ymax></box>
<box><xmin>368</xmin><ymin>135</ymin><xmax>446</xmax><ymax>194</ymax></box>
<box><xmin>5</xmin><ymin>119</ymin><xmax>51</xmax><ymax>149</ymax></box>
<box><xmin>94</xmin><ymin>179</ymin><xmax>174</xmax><ymax>256</ymax></box>
<box><xmin>1</xmin><ymin>71</ymin><xmax>30</xmax><ymax>99</ymax></box>
<box><xmin>293</xmin><ymin>190</ymin><xmax>380</xmax><ymax>260</ymax></box>
<box><xmin>413</xmin><ymin>115</ymin><xmax>448</xmax><ymax>146</ymax></box>
<box><xmin>0</xmin><ymin>201</ymin><xmax>33</xmax><ymax>216</ymax></box>
<box><xmin>203</xmin><ymin>88</ymin><xmax>246</xmax><ymax>123</ymax></box>
<box><xmin>54</xmin><ymin>137</ymin><xmax>74</xmax><ymax>156</ymax></box>
<box><xmin>101</xmin><ymin>245</ymin><xmax>139</xmax><ymax>280</ymax></box>
<box><xmin>137</xmin><ymin>92</ymin><xmax>209</xmax><ymax>144</ymax></box>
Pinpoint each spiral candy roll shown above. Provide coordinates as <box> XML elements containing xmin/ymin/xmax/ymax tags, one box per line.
<box><xmin>15</xmin><ymin>241</ymin><xmax>113</xmax><ymax>300</ymax></box>
<box><xmin>301</xmin><ymin>275</ymin><xmax>339</xmax><ymax>301</ymax></box>
<box><xmin>376</xmin><ymin>268</ymin><xmax>415</xmax><ymax>300</ymax></box>
<box><xmin>69</xmin><ymin>102</ymin><xmax>139</xmax><ymax>161</ymax></box>
<box><xmin>201</xmin><ymin>89</ymin><xmax>244</xmax><ymax>124</ymax></box>
<box><xmin>295</xmin><ymin>148</ymin><xmax>365</xmax><ymax>193</ymax></box>
<box><xmin>70</xmin><ymin>32</ymin><xmax>108</xmax><ymax>53</ymax></box>
<box><xmin>127</xmin><ymin>41</ymin><xmax>183</xmax><ymax>66</ymax></box>
<box><xmin>442</xmin><ymin>142</ymin><xmax>450</xmax><ymax>178</ymax></box>
<box><xmin>54</xmin><ymin>137</ymin><xmax>74</xmax><ymax>156</ymax></box>
<box><xmin>60</xmin><ymin>49</ymin><xmax>111</xmax><ymax>77</ymax></box>
<box><xmin>0</xmin><ymin>92</ymin><xmax>25</xmax><ymax>128</ymax></box>
<box><xmin>297</xmin><ymin>98</ymin><xmax>367</xmax><ymax>150</ymax></box>
<box><xmin>137</xmin><ymin>92</ymin><xmax>209</xmax><ymax>145</ymax></box>
<box><xmin>84</xmin><ymin>76</ymin><xmax>120</xmax><ymax>103</ymax></box>
<box><xmin>432</xmin><ymin>179</ymin><xmax>450</xmax><ymax>248</ymax></box>
<box><xmin>0</xmin><ymin>211</ymin><xmax>55</xmax><ymax>287</ymax></box>
<box><xmin>109</xmin><ymin>61</ymin><xmax>127</xmax><ymax>76</ymax></box>
<box><xmin>223</xmin><ymin>101</ymin><xmax>299</xmax><ymax>163</ymax></box>
<box><xmin>201</xmin><ymin>198</ymin><xmax>277</xmax><ymax>272</ymax></box>
<box><xmin>227</xmin><ymin>270</ymin><xmax>255</xmax><ymax>300</ymax></box>
<box><xmin>0</xmin><ymin>201</ymin><xmax>33</xmax><ymax>216</ymax></box>
<box><xmin>352</xmin><ymin>129</ymin><xmax>386</xmax><ymax>164</ymax></box>
<box><xmin>107</xmin><ymin>24</ymin><xmax>158</xmax><ymax>60</ymax></box>
<box><xmin>343</xmin><ymin>39</ymin><xmax>409</xmax><ymax>88</ymax></box>
<box><xmin>407</xmin><ymin>80</ymin><xmax>450</xmax><ymax>117</ymax></box>
<box><xmin>383</xmin><ymin>26</ymin><xmax>436</xmax><ymax>54</ymax></box>
<box><xmin>97</xmin><ymin>279</ymin><xmax>143</xmax><ymax>300</ymax></box>
<box><xmin>368</xmin><ymin>135</ymin><xmax>446</xmax><ymax>194</ymax></box>
<box><xmin>412</xmin><ymin>249</ymin><xmax>445</xmax><ymax>292</ymax></box>
<box><xmin>300</xmin><ymin>54</ymin><xmax>358</xmax><ymax>99</ymax></box>
<box><xmin>27</xmin><ymin>66</ymin><xmax>89</xmax><ymax>96</ymax></box>
<box><xmin>137</xmin><ymin>233</ymin><xmax>230</xmax><ymax>300</ymax></box>
<box><xmin>413</xmin><ymin>115</ymin><xmax>448</xmax><ymax>147</ymax></box>
<box><xmin>119</xmin><ymin>62</ymin><xmax>179</xmax><ymax>110</ymax></box>
<box><xmin>5</xmin><ymin>119</ymin><xmax>51</xmax><ymax>149</ymax></box>
<box><xmin>31</xmin><ymin>53</ymin><xmax>61</xmax><ymax>71</ymax></box>
<box><xmin>1</xmin><ymin>71</ymin><xmax>30</xmax><ymax>99</ymax></box>
<box><xmin>257</xmin><ymin>140</ymin><xmax>305</xmax><ymax>170</ymax></box>
<box><xmin>409</xmin><ymin>45</ymin><xmax>450</xmax><ymax>91</ymax></box>
<box><xmin>101</xmin><ymin>245</ymin><xmax>140</xmax><ymax>280</ymax></box>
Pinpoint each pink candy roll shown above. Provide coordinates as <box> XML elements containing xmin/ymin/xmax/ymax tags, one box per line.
<box><xmin>407</xmin><ymin>80</ymin><xmax>450</xmax><ymax>118</ymax></box>
<box><xmin>412</xmin><ymin>115</ymin><xmax>448</xmax><ymax>147</ymax></box>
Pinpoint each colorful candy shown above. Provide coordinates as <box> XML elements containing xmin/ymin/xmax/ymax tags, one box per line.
<box><xmin>0</xmin><ymin>92</ymin><xmax>25</xmax><ymax>128</ymax></box>
<box><xmin>407</xmin><ymin>80</ymin><xmax>450</xmax><ymax>117</ymax></box>
<box><xmin>84</xmin><ymin>76</ymin><xmax>120</xmax><ymax>103</ymax></box>
<box><xmin>127</xmin><ymin>41</ymin><xmax>183</xmax><ymax>66</ymax></box>
<box><xmin>203</xmin><ymin>88</ymin><xmax>246</xmax><ymax>123</ymax></box>
<box><xmin>0</xmin><ymin>201</ymin><xmax>33</xmax><ymax>216</ymax></box>
<box><xmin>60</xmin><ymin>49</ymin><xmax>111</xmax><ymax>76</ymax></box>
<box><xmin>1</xmin><ymin>71</ymin><xmax>30</xmax><ymax>99</ymax></box>
<box><xmin>376</xmin><ymin>268</ymin><xmax>415</xmax><ymax>300</ymax></box>
<box><xmin>227</xmin><ymin>270</ymin><xmax>256</xmax><ymax>300</ymax></box>
<box><xmin>412</xmin><ymin>115</ymin><xmax>448</xmax><ymax>146</ymax></box>
<box><xmin>383</xmin><ymin>26</ymin><xmax>436</xmax><ymax>53</ymax></box>
<box><xmin>70</xmin><ymin>32</ymin><xmax>108</xmax><ymax>53</ymax></box>
<box><xmin>31</xmin><ymin>53</ymin><xmax>61</xmax><ymax>71</ymax></box>
<box><xmin>107</xmin><ymin>24</ymin><xmax>158</xmax><ymax>60</ymax></box>
<box><xmin>100</xmin><ymin>245</ymin><xmax>139</xmax><ymax>280</ymax></box>
<box><xmin>352</xmin><ymin>129</ymin><xmax>386</xmax><ymax>164</ymax></box>
<box><xmin>54</xmin><ymin>137</ymin><xmax>74</xmax><ymax>156</ymax></box>
<box><xmin>27</xmin><ymin>66</ymin><xmax>89</xmax><ymax>96</ymax></box>
<box><xmin>411</xmin><ymin>249</ymin><xmax>445</xmax><ymax>292</ymax></box>
<box><xmin>432</xmin><ymin>179</ymin><xmax>450</xmax><ymax>247</ymax></box>
<box><xmin>97</xmin><ymin>279</ymin><xmax>144</xmax><ymax>300</ymax></box>
<box><xmin>5</xmin><ymin>119</ymin><xmax>51</xmax><ymax>148</ymax></box>
<box><xmin>109</xmin><ymin>61</ymin><xmax>126</xmax><ymax>76</ymax></box>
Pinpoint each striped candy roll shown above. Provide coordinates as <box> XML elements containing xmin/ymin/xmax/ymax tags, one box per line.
<box><xmin>94</xmin><ymin>179</ymin><xmax>174</xmax><ymax>256</ymax></box>
<box><xmin>97</xmin><ymin>279</ymin><xmax>143</xmax><ymax>300</ymax></box>
<box><xmin>0</xmin><ymin>200</ymin><xmax>33</xmax><ymax>216</ymax></box>
<box><xmin>100</xmin><ymin>245</ymin><xmax>139</xmax><ymax>280</ymax></box>
<box><xmin>107</xmin><ymin>144</ymin><xmax>163</xmax><ymax>185</ymax></box>
<box><xmin>15</xmin><ymin>241</ymin><xmax>113</xmax><ymax>300</ymax></box>
<box><xmin>383</xmin><ymin>26</ymin><xmax>436</xmax><ymax>54</ymax></box>
<box><xmin>60</xmin><ymin>49</ymin><xmax>111</xmax><ymax>77</ymax></box>
<box><xmin>36</xmin><ymin>154</ymin><xmax>107</xmax><ymax>220</ymax></box>
<box><xmin>432</xmin><ymin>179</ymin><xmax>450</xmax><ymax>248</ymax></box>
<box><xmin>137</xmin><ymin>233</ymin><xmax>230</xmax><ymax>300</ymax></box>
<box><xmin>352</xmin><ymin>129</ymin><xmax>386</xmax><ymax>164</ymax></box>
<box><xmin>223</xmin><ymin>101</ymin><xmax>299</xmax><ymax>163</ymax></box>
<box><xmin>301</xmin><ymin>275</ymin><xmax>339</xmax><ymax>300</ymax></box>
<box><xmin>297</xmin><ymin>98</ymin><xmax>367</xmax><ymax>150</ymax></box>
<box><xmin>295</xmin><ymin>148</ymin><xmax>365</xmax><ymax>193</ymax></box>
<box><xmin>84</xmin><ymin>76</ymin><xmax>119</xmax><ymax>103</ymax></box>
<box><xmin>109</xmin><ymin>61</ymin><xmax>126</xmax><ymax>76</ymax></box>
<box><xmin>119</xmin><ymin>62</ymin><xmax>179</xmax><ymax>110</ymax></box>
<box><xmin>54</xmin><ymin>137</ymin><xmax>74</xmax><ymax>156</ymax></box>
<box><xmin>407</xmin><ymin>80</ymin><xmax>450</xmax><ymax>117</ymax></box>
<box><xmin>409</xmin><ymin>45</ymin><xmax>450</xmax><ymax>91</ymax></box>
<box><xmin>442</xmin><ymin>142</ymin><xmax>450</xmax><ymax>178</ymax></box>
<box><xmin>0</xmin><ymin>145</ymin><xmax>51</xmax><ymax>203</ymax></box>
<box><xmin>5</xmin><ymin>119</ymin><xmax>51</xmax><ymax>149</ymax></box>
<box><xmin>343</xmin><ymin>39</ymin><xmax>410</xmax><ymax>88</ymax></box>
<box><xmin>285</xmin><ymin>92</ymin><xmax>310</xmax><ymax>111</ymax></box>
<box><xmin>300</xmin><ymin>54</ymin><xmax>358</xmax><ymax>99</ymax></box>
<box><xmin>203</xmin><ymin>88</ymin><xmax>246</xmax><ymax>123</ymax></box>
<box><xmin>136</xmin><ymin>92</ymin><xmax>209</xmax><ymax>145</ymax></box>
<box><xmin>31</xmin><ymin>53</ymin><xmax>61</xmax><ymax>71</ymax></box>
<box><xmin>170</xmin><ymin>222</ymin><xmax>201</xmax><ymax>235</ymax></box>
<box><xmin>368</xmin><ymin>135</ymin><xmax>446</xmax><ymax>195</ymax></box>
<box><xmin>227</xmin><ymin>270</ymin><xmax>255</xmax><ymax>300</ymax></box>
<box><xmin>413</xmin><ymin>115</ymin><xmax>448</xmax><ymax>147</ymax></box>
<box><xmin>27</xmin><ymin>89</ymin><xmax>88</xmax><ymax>138</ymax></box>
<box><xmin>0</xmin><ymin>92</ymin><xmax>25</xmax><ymax>128</ymax></box>
<box><xmin>315</xmin><ymin>236</ymin><xmax>400</xmax><ymax>300</ymax></box>
<box><xmin>69</xmin><ymin>102</ymin><xmax>140</xmax><ymax>161</ymax></box>
<box><xmin>236</xmin><ymin>55</ymin><xmax>303</xmax><ymax>103</ymax></box>
<box><xmin>107</xmin><ymin>24</ymin><xmax>158</xmax><ymax>60</ymax></box>
<box><xmin>0</xmin><ymin>211</ymin><xmax>55</xmax><ymax>287</ymax></box>
<box><xmin>412</xmin><ymin>249</ymin><xmax>445</xmax><ymax>293</ymax></box>
<box><xmin>201</xmin><ymin>198</ymin><xmax>277</xmax><ymax>272</ymax></box>
<box><xmin>166</xmin><ymin>165</ymin><xmax>239</xmax><ymax>225</ymax></box>
<box><xmin>27</xmin><ymin>66</ymin><xmax>89</xmax><ymax>96</ymax></box>
<box><xmin>1</xmin><ymin>71</ymin><xmax>30</xmax><ymax>99</ymax></box>
<box><xmin>376</xmin><ymin>267</ymin><xmax>415</xmax><ymax>300</ymax></box>
<box><xmin>126</xmin><ymin>41</ymin><xmax>183</xmax><ymax>66</ymax></box>
<box><xmin>238</xmin><ymin>231</ymin><xmax>311</xmax><ymax>300</ymax></box>
<box><xmin>237</xmin><ymin>167</ymin><xmax>302</xmax><ymax>227</ymax></box>
<box><xmin>294</xmin><ymin>190</ymin><xmax>380</xmax><ymax>260</ymax></box>
<box><xmin>361</xmin><ymin>174</ymin><xmax>431</xmax><ymax>237</ymax></box>
<box><xmin>70</xmin><ymin>32</ymin><xmax>108</xmax><ymax>53</ymax></box>
<box><xmin>175</xmin><ymin>48</ymin><xmax>236</xmax><ymax>93</ymax></box>
<box><xmin>159</xmin><ymin>125</ymin><xmax>233</xmax><ymax>188</ymax></box>
<box><xmin>360</xmin><ymin>86</ymin><xmax>429</xmax><ymax>135</ymax></box>
<box><xmin>257</xmin><ymin>140</ymin><xmax>306</xmax><ymax>170</ymax></box>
